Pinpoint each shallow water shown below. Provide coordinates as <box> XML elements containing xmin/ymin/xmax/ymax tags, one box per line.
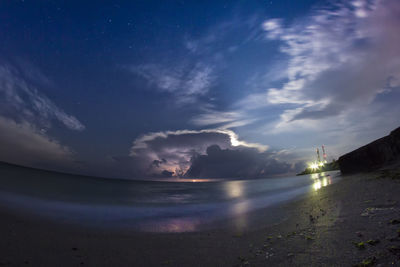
<box><xmin>0</xmin><ymin>166</ymin><xmax>340</xmax><ymax>232</ymax></box>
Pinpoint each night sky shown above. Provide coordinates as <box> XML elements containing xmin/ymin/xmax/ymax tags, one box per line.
<box><xmin>1</xmin><ymin>0</ymin><xmax>399</xmax><ymax>179</ymax></box>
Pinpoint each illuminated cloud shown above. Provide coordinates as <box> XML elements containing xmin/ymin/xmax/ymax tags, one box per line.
<box><xmin>186</xmin><ymin>144</ymin><xmax>296</xmax><ymax>178</ymax></box>
<box><xmin>130</xmin><ymin>129</ymin><xmax>268</xmax><ymax>155</ymax></box>
<box><xmin>127</xmin><ymin>129</ymin><xmax>269</xmax><ymax>177</ymax></box>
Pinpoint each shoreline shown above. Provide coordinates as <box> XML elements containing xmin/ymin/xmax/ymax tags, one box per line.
<box><xmin>0</xmin><ymin>165</ymin><xmax>340</xmax><ymax>233</ymax></box>
<box><xmin>1</xmin><ymin>169</ymin><xmax>400</xmax><ymax>266</ymax></box>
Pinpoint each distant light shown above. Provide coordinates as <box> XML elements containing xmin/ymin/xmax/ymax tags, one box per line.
<box><xmin>319</xmin><ymin>162</ymin><xmax>324</xmax><ymax>167</ymax></box>
<box><xmin>309</xmin><ymin>162</ymin><xmax>319</xmax><ymax>170</ymax></box>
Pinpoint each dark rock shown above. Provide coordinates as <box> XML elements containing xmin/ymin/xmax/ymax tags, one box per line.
<box><xmin>389</xmin><ymin>219</ymin><xmax>400</xmax><ymax>225</ymax></box>
<box><xmin>388</xmin><ymin>245</ymin><xmax>400</xmax><ymax>254</ymax></box>
<box><xmin>366</xmin><ymin>239</ymin><xmax>380</xmax><ymax>245</ymax></box>
<box><xmin>339</xmin><ymin>127</ymin><xmax>400</xmax><ymax>174</ymax></box>
<box><xmin>386</xmin><ymin>235</ymin><xmax>399</xmax><ymax>242</ymax></box>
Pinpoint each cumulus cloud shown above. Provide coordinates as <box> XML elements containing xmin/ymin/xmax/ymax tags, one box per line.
<box><xmin>124</xmin><ymin>129</ymin><xmax>269</xmax><ymax>177</ymax></box>
<box><xmin>186</xmin><ymin>144</ymin><xmax>296</xmax><ymax>178</ymax></box>
<box><xmin>259</xmin><ymin>0</ymin><xmax>400</xmax><ymax>127</ymax></box>
<box><xmin>129</xmin><ymin>62</ymin><xmax>215</xmax><ymax>104</ymax></box>
<box><xmin>130</xmin><ymin>129</ymin><xmax>268</xmax><ymax>154</ymax></box>
<box><xmin>0</xmin><ymin>63</ymin><xmax>85</xmax><ymax>131</ymax></box>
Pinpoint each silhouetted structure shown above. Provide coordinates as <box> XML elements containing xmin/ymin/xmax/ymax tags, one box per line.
<box><xmin>322</xmin><ymin>145</ymin><xmax>327</xmax><ymax>162</ymax></box>
<box><xmin>316</xmin><ymin>148</ymin><xmax>321</xmax><ymax>162</ymax></box>
<box><xmin>339</xmin><ymin>127</ymin><xmax>400</xmax><ymax>174</ymax></box>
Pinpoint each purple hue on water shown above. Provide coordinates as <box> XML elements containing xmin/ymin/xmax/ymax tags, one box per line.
<box><xmin>0</xmin><ymin>169</ymin><xmax>340</xmax><ymax>232</ymax></box>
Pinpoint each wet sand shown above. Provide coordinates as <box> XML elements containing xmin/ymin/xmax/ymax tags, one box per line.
<box><xmin>1</xmin><ymin>168</ymin><xmax>400</xmax><ymax>266</ymax></box>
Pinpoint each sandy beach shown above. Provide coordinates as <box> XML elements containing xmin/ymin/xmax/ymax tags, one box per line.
<box><xmin>0</xmin><ymin>167</ymin><xmax>399</xmax><ymax>266</ymax></box>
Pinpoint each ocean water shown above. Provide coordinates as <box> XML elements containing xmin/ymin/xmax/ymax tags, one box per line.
<box><xmin>0</xmin><ymin>165</ymin><xmax>340</xmax><ymax>232</ymax></box>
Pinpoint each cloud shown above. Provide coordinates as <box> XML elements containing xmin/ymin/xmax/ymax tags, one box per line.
<box><xmin>183</xmin><ymin>16</ymin><xmax>264</xmax><ymax>56</ymax></box>
<box><xmin>129</xmin><ymin>16</ymin><xmax>266</xmax><ymax>107</ymax></box>
<box><xmin>124</xmin><ymin>129</ymin><xmax>269</xmax><ymax>177</ymax></box>
<box><xmin>130</xmin><ymin>129</ymin><xmax>268</xmax><ymax>155</ymax></box>
<box><xmin>259</xmin><ymin>0</ymin><xmax>400</xmax><ymax>127</ymax></box>
<box><xmin>130</xmin><ymin>62</ymin><xmax>215</xmax><ymax>104</ymax></box>
<box><xmin>187</xmin><ymin>0</ymin><xmax>400</xmax><ymax>166</ymax></box>
<box><xmin>190</xmin><ymin>108</ymin><xmax>257</xmax><ymax>129</ymax></box>
<box><xmin>0</xmin><ymin>61</ymin><xmax>85</xmax><ymax>169</ymax></box>
<box><xmin>0</xmin><ymin>63</ymin><xmax>85</xmax><ymax>131</ymax></box>
<box><xmin>185</xmin><ymin>144</ymin><xmax>296</xmax><ymax>178</ymax></box>
<box><xmin>0</xmin><ymin>116</ymin><xmax>74</xmax><ymax>167</ymax></box>
<box><xmin>262</xmin><ymin>19</ymin><xmax>283</xmax><ymax>39</ymax></box>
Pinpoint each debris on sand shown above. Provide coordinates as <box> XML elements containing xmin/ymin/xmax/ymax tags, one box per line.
<box><xmin>354</xmin><ymin>256</ymin><xmax>376</xmax><ymax>267</ymax></box>
<box><xmin>353</xmin><ymin>242</ymin><xmax>366</xmax><ymax>249</ymax></box>
<box><xmin>366</xmin><ymin>239</ymin><xmax>379</xmax><ymax>246</ymax></box>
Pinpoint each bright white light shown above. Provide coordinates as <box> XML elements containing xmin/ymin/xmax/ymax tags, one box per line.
<box><xmin>309</xmin><ymin>162</ymin><xmax>319</xmax><ymax>170</ymax></box>
<box><xmin>313</xmin><ymin>180</ymin><xmax>322</xmax><ymax>191</ymax></box>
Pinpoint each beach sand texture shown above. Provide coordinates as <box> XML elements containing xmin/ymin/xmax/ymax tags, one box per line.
<box><xmin>1</xmin><ymin>167</ymin><xmax>400</xmax><ymax>266</ymax></box>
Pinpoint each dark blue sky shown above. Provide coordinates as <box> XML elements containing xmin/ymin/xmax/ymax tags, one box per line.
<box><xmin>1</xmin><ymin>0</ymin><xmax>399</xmax><ymax>179</ymax></box>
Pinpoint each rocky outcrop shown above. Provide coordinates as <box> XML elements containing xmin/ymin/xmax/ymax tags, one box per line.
<box><xmin>339</xmin><ymin>127</ymin><xmax>400</xmax><ymax>174</ymax></box>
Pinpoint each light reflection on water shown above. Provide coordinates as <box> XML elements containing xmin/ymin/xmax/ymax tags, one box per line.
<box><xmin>311</xmin><ymin>172</ymin><xmax>333</xmax><ymax>191</ymax></box>
<box><xmin>224</xmin><ymin>180</ymin><xmax>245</xmax><ymax>199</ymax></box>
<box><xmin>0</xmin><ymin>171</ymin><xmax>340</xmax><ymax>232</ymax></box>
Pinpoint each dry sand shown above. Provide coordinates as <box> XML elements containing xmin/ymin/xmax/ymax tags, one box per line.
<box><xmin>1</xmin><ymin>168</ymin><xmax>400</xmax><ymax>266</ymax></box>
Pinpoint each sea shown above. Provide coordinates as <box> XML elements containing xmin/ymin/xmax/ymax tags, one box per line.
<box><xmin>0</xmin><ymin>164</ymin><xmax>340</xmax><ymax>233</ymax></box>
